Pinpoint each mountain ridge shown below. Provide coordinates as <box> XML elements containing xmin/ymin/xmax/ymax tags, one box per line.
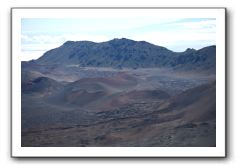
<box><xmin>34</xmin><ymin>38</ymin><xmax>215</xmax><ymax>72</ymax></box>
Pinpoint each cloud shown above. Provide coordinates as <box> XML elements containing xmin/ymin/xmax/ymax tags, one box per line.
<box><xmin>172</xmin><ymin>19</ymin><xmax>216</xmax><ymax>33</ymax></box>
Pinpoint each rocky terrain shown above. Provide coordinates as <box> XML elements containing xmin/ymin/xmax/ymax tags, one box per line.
<box><xmin>21</xmin><ymin>38</ymin><xmax>216</xmax><ymax>147</ymax></box>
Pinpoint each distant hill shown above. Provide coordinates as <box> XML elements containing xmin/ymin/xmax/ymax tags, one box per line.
<box><xmin>35</xmin><ymin>38</ymin><xmax>216</xmax><ymax>72</ymax></box>
<box><xmin>22</xmin><ymin>75</ymin><xmax>63</xmax><ymax>95</ymax></box>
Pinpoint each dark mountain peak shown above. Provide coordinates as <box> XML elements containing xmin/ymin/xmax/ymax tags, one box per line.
<box><xmin>110</xmin><ymin>38</ymin><xmax>135</xmax><ymax>42</ymax></box>
<box><xmin>185</xmin><ymin>48</ymin><xmax>196</xmax><ymax>53</ymax></box>
<box><xmin>107</xmin><ymin>38</ymin><xmax>136</xmax><ymax>46</ymax></box>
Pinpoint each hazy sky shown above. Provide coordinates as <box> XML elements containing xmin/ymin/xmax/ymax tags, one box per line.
<box><xmin>21</xmin><ymin>18</ymin><xmax>216</xmax><ymax>61</ymax></box>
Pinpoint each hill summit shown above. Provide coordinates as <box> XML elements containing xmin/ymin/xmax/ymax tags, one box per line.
<box><xmin>35</xmin><ymin>38</ymin><xmax>216</xmax><ymax>72</ymax></box>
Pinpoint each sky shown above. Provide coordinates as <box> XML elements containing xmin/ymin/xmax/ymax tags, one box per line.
<box><xmin>21</xmin><ymin>17</ymin><xmax>216</xmax><ymax>61</ymax></box>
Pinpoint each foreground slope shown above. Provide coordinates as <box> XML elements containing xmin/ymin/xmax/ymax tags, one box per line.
<box><xmin>22</xmin><ymin>81</ymin><xmax>216</xmax><ymax>147</ymax></box>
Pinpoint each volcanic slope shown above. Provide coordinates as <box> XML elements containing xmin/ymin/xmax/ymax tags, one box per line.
<box><xmin>22</xmin><ymin>81</ymin><xmax>216</xmax><ymax>147</ymax></box>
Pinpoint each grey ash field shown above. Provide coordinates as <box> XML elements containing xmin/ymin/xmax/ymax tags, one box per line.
<box><xmin>21</xmin><ymin>38</ymin><xmax>216</xmax><ymax>147</ymax></box>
